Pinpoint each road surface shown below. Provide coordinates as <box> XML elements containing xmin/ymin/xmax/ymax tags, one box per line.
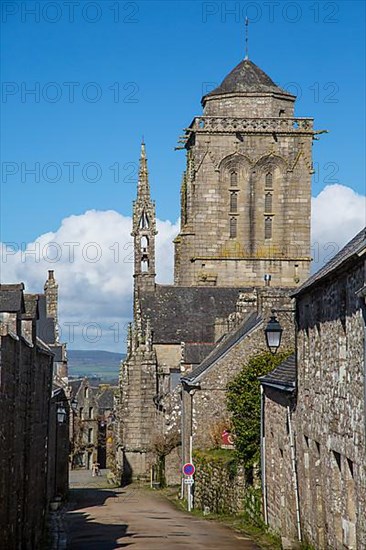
<box><xmin>65</xmin><ymin>470</ymin><xmax>260</xmax><ymax>549</ymax></box>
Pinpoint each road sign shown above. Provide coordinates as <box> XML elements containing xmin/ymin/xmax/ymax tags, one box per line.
<box><xmin>183</xmin><ymin>462</ymin><xmax>195</xmax><ymax>476</ymax></box>
<box><xmin>184</xmin><ymin>478</ymin><xmax>194</xmax><ymax>485</ymax></box>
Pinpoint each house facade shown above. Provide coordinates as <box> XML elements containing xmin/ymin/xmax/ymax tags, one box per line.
<box><xmin>261</xmin><ymin>228</ymin><xmax>366</xmax><ymax>549</ymax></box>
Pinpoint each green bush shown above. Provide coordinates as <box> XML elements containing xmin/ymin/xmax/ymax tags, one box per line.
<box><xmin>226</xmin><ymin>350</ymin><xmax>292</xmax><ymax>476</ymax></box>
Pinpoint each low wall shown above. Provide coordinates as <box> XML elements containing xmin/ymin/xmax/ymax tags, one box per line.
<box><xmin>193</xmin><ymin>450</ymin><xmax>245</xmax><ymax>515</ymax></box>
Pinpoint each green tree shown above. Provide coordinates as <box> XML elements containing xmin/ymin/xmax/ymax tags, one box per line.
<box><xmin>226</xmin><ymin>350</ymin><xmax>292</xmax><ymax>477</ymax></box>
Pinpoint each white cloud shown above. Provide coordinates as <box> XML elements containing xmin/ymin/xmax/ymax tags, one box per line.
<box><xmin>311</xmin><ymin>184</ymin><xmax>365</xmax><ymax>272</ymax></box>
<box><xmin>0</xmin><ymin>210</ymin><xmax>179</xmax><ymax>352</ymax></box>
<box><xmin>1</xmin><ymin>184</ymin><xmax>364</xmax><ymax>351</ymax></box>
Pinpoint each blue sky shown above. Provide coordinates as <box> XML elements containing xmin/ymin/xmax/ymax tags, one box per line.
<box><xmin>1</xmin><ymin>0</ymin><xmax>365</xmax><ymax>244</ymax></box>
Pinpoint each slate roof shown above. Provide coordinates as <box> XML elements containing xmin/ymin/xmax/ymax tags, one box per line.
<box><xmin>204</xmin><ymin>59</ymin><xmax>293</xmax><ymax>100</ymax></box>
<box><xmin>98</xmin><ymin>388</ymin><xmax>115</xmax><ymax>410</ymax></box>
<box><xmin>69</xmin><ymin>378</ymin><xmax>84</xmax><ymax>396</ymax></box>
<box><xmin>183</xmin><ymin>312</ymin><xmax>262</xmax><ymax>383</ymax></box>
<box><xmin>184</xmin><ymin>343</ymin><xmax>215</xmax><ymax>365</ymax></box>
<box><xmin>259</xmin><ymin>353</ymin><xmax>296</xmax><ymax>392</ymax></box>
<box><xmin>23</xmin><ymin>294</ymin><xmax>39</xmax><ymax>319</ymax></box>
<box><xmin>140</xmin><ymin>285</ymin><xmax>245</xmax><ymax>344</ymax></box>
<box><xmin>0</xmin><ymin>284</ymin><xmax>25</xmax><ymax>313</ymax></box>
<box><xmin>51</xmin><ymin>344</ymin><xmax>64</xmax><ymax>362</ymax></box>
<box><xmin>36</xmin><ymin>294</ymin><xmax>56</xmax><ymax>344</ymax></box>
<box><xmin>292</xmin><ymin>227</ymin><xmax>366</xmax><ymax>297</ymax></box>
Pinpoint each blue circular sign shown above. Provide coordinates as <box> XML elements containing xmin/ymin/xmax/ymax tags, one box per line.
<box><xmin>183</xmin><ymin>462</ymin><xmax>195</xmax><ymax>476</ymax></box>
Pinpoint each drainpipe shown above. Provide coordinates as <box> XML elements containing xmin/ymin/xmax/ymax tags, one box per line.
<box><xmin>260</xmin><ymin>385</ymin><xmax>268</xmax><ymax>525</ymax></box>
<box><xmin>180</xmin><ymin>389</ymin><xmax>184</xmax><ymax>500</ymax></box>
<box><xmin>287</xmin><ymin>406</ymin><xmax>302</xmax><ymax>542</ymax></box>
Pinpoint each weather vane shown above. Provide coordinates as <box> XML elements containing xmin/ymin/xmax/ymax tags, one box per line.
<box><xmin>245</xmin><ymin>17</ymin><xmax>249</xmax><ymax>60</ymax></box>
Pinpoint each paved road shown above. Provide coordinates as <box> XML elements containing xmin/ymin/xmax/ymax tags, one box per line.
<box><xmin>65</xmin><ymin>470</ymin><xmax>260</xmax><ymax>549</ymax></box>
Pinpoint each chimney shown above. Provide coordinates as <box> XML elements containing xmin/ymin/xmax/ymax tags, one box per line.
<box><xmin>44</xmin><ymin>270</ymin><xmax>59</xmax><ymax>342</ymax></box>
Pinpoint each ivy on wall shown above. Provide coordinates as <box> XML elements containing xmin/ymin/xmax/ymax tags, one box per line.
<box><xmin>226</xmin><ymin>350</ymin><xmax>293</xmax><ymax>476</ymax></box>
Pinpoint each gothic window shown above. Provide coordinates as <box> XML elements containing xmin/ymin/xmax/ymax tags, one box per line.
<box><xmin>264</xmin><ymin>216</ymin><xmax>272</xmax><ymax>239</ymax></box>
<box><xmin>229</xmin><ymin>217</ymin><xmax>237</xmax><ymax>238</ymax></box>
<box><xmin>265</xmin><ymin>192</ymin><xmax>272</xmax><ymax>213</ymax></box>
<box><xmin>230</xmin><ymin>192</ymin><xmax>238</xmax><ymax>212</ymax></box>
<box><xmin>139</xmin><ymin>211</ymin><xmax>149</xmax><ymax>229</ymax></box>
<box><xmin>265</xmin><ymin>172</ymin><xmax>273</xmax><ymax>188</ymax></box>
<box><xmin>230</xmin><ymin>171</ymin><xmax>238</xmax><ymax>187</ymax></box>
<box><xmin>141</xmin><ymin>259</ymin><xmax>149</xmax><ymax>272</ymax></box>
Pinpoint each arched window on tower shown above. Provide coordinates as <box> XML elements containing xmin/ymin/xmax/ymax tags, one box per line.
<box><xmin>139</xmin><ymin>211</ymin><xmax>149</xmax><ymax>229</ymax></box>
<box><xmin>230</xmin><ymin>217</ymin><xmax>237</xmax><ymax>239</ymax></box>
<box><xmin>141</xmin><ymin>259</ymin><xmax>149</xmax><ymax>272</ymax></box>
<box><xmin>265</xmin><ymin>217</ymin><xmax>273</xmax><ymax>240</ymax></box>
<box><xmin>265</xmin><ymin>172</ymin><xmax>273</xmax><ymax>188</ymax></box>
<box><xmin>141</xmin><ymin>235</ymin><xmax>149</xmax><ymax>252</ymax></box>
<box><xmin>230</xmin><ymin>192</ymin><xmax>238</xmax><ymax>212</ymax></box>
<box><xmin>230</xmin><ymin>171</ymin><xmax>238</xmax><ymax>187</ymax></box>
<box><xmin>265</xmin><ymin>192</ymin><xmax>272</xmax><ymax>213</ymax></box>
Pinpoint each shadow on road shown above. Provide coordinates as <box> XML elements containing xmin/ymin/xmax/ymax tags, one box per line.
<box><xmin>66</xmin><ymin>488</ymin><xmax>135</xmax><ymax>549</ymax></box>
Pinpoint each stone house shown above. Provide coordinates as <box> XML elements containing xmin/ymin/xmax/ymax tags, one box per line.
<box><xmin>180</xmin><ymin>288</ymin><xmax>295</xmax><ymax>473</ymax></box>
<box><xmin>118</xmin><ymin>52</ymin><xmax>320</xmax><ymax>483</ymax></box>
<box><xmin>0</xmin><ymin>282</ymin><xmax>69</xmax><ymax>549</ymax></box>
<box><xmin>259</xmin><ymin>354</ymin><xmax>300</xmax><ymax>548</ymax></box>
<box><xmin>70</xmin><ymin>378</ymin><xmax>117</xmax><ymax>470</ymax></box>
<box><xmin>261</xmin><ymin>227</ymin><xmax>366</xmax><ymax>549</ymax></box>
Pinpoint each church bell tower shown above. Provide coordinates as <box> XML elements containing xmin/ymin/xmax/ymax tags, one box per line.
<box><xmin>132</xmin><ymin>141</ymin><xmax>157</xmax><ymax>295</ymax></box>
<box><xmin>174</xmin><ymin>57</ymin><xmax>316</xmax><ymax>288</ymax></box>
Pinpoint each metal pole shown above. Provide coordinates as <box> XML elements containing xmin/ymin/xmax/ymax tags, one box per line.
<box><xmin>188</xmin><ymin>435</ymin><xmax>193</xmax><ymax>511</ymax></box>
<box><xmin>287</xmin><ymin>406</ymin><xmax>302</xmax><ymax>542</ymax></box>
<box><xmin>260</xmin><ymin>386</ymin><xmax>268</xmax><ymax>525</ymax></box>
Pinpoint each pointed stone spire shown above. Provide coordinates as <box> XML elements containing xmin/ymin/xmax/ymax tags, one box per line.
<box><xmin>137</xmin><ymin>139</ymin><xmax>150</xmax><ymax>200</ymax></box>
<box><xmin>132</xmin><ymin>139</ymin><xmax>157</xmax><ymax>294</ymax></box>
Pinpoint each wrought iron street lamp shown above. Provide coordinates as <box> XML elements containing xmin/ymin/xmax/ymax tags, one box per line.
<box><xmin>264</xmin><ymin>315</ymin><xmax>283</xmax><ymax>354</ymax></box>
<box><xmin>56</xmin><ymin>404</ymin><xmax>67</xmax><ymax>424</ymax></box>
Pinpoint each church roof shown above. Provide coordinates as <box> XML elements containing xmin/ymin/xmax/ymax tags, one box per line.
<box><xmin>259</xmin><ymin>353</ymin><xmax>296</xmax><ymax>392</ymax></box>
<box><xmin>182</xmin><ymin>312</ymin><xmax>262</xmax><ymax>384</ymax></box>
<box><xmin>140</xmin><ymin>285</ymin><xmax>247</xmax><ymax>344</ymax></box>
<box><xmin>204</xmin><ymin>59</ymin><xmax>293</xmax><ymax>99</ymax></box>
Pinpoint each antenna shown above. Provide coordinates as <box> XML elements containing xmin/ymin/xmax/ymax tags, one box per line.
<box><xmin>245</xmin><ymin>17</ymin><xmax>249</xmax><ymax>60</ymax></box>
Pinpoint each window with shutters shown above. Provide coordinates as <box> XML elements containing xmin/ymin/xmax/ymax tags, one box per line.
<box><xmin>265</xmin><ymin>192</ymin><xmax>272</xmax><ymax>212</ymax></box>
<box><xmin>264</xmin><ymin>216</ymin><xmax>272</xmax><ymax>239</ymax></box>
<box><xmin>230</xmin><ymin>171</ymin><xmax>238</xmax><ymax>187</ymax></box>
<box><xmin>265</xmin><ymin>172</ymin><xmax>273</xmax><ymax>188</ymax></box>
<box><xmin>229</xmin><ymin>217</ymin><xmax>237</xmax><ymax>238</ymax></box>
<box><xmin>230</xmin><ymin>192</ymin><xmax>238</xmax><ymax>212</ymax></box>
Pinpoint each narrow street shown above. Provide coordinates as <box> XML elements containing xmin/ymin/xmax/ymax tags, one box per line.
<box><xmin>65</xmin><ymin>470</ymin><xmax>260</xmax><ymax>549</ymax></box>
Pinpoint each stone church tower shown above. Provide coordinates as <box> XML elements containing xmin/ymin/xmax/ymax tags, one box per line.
<box><xmin>118</xmin><ymin>53</ymin><xmax>318</xmax><ymax>483</ymax></box>
<box><xmin>174</xmin><ymin>59</ymin><xmax>314</xmax><ymax>288</ymax></box>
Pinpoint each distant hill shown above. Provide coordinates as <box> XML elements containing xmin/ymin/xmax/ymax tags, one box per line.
<box><xmin>67</xmin><ymin>350</ymin><xmax>125</xmax><ymax>381</ymax></box>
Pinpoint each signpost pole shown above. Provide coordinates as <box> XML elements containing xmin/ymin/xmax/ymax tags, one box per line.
<box><xmin>182</xmin><ymin>459</ymin><xmax>195</xmax><ymax>512</ymax></box>
<box><xmin>189</xmin><ymin>435</ymin><xmax>193</xmax><ymax>511</ymax></box>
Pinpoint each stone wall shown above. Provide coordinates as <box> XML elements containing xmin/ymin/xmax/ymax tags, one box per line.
<box><xmin>263</xmin><ymin>387</ymin><xmax>299</xmax><ymax>546</ymax></box>
<box><xmin>193</xmin><ymin>450</ymin><xmax>245</xmax><ymax>515</ymax></box>
<box><xmin>0</xmin><ymin>330</ymin><xmax>53</xmax><ymax>549</ymax></box>
<box><xmin>191</xmin><ymin>297</ymin><xmax>295</xmax><ymax>452</ymax></box>
<box><xmin>295</xmin><ymin>258</ymin><xmax>366</xmax><ymax>549</ymax></box>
